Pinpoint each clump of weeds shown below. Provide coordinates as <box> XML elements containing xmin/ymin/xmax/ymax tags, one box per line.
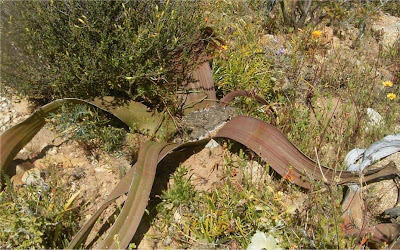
<box><xmin>0</xmin><ymin>165</ymin><xmax>84</xmax><ymax>249</ymax></box>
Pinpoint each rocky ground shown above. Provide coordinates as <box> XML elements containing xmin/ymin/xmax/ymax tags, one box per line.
<box><xmin>0</xmin><ymin>95</ymin><xmax>30</xmax><ymax>134</ymax></box>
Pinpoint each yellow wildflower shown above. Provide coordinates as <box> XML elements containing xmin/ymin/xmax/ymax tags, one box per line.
<box><xmin>387</xmin><ymin>93</ymin><xmax>396</xmax><ymax>100</ymax></box>
<box><xmin>221</xmin><ymin>45</ymin><xmax>228</xmax><ymax>50</ymax></box>
<box><xmin>382</xmin><ymin>80</ymin><xmax>393</xmax><ymax>87</ymax></box>
<box><xmin>311</xmin><ymin>30</ymin><xmax>322</xmax><ymax>38</ymax></box>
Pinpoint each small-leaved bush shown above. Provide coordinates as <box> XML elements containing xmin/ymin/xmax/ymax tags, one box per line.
<box><xmin>208</xmin><ymin>0</ymin><xmax>276</xmax><ymax>104</ymax></box>
<box><xmin>1</xmin><ymin>0</ymin><xmax>204</xmax><ymax>109</ymax></box>
<box><xmin>376</xmin><ymin>0</ymin><xmax>400</xmax><ymax>17</ymax></box>
<box><xmin>0</xmin><ymin>171</ymin><xmax>82</xmax><ymax>249</ymax></box>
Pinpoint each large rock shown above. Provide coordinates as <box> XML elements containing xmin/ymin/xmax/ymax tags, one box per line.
<box><xmin>372</xmin><ymin>13</ymin><xmax>400</xmax><ymax>48</ymax></box>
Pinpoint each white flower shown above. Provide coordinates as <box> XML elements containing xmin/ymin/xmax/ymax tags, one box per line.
<box><xmin>247</xmin><ymin>231</ymin><xmax>282</xmax><ymax>250</ymax></box>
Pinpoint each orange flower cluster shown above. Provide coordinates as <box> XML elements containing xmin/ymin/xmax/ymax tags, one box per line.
<box><xmin>311</xmin><ymin>30</ymin><xmax>322</xmax><ymax>38</ymax></box>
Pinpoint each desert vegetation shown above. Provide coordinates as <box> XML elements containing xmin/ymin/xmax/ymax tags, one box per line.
<box><xmin>1</xmin><ymin>0</ymin><xmax>399</xmax><ymax>249</ymax></box>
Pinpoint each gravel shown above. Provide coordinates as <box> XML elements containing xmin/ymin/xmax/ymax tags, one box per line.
<box><xmin>0</xmin><ymin>95</ymin><xmax>30</xmax><ymax>133</ymax></box>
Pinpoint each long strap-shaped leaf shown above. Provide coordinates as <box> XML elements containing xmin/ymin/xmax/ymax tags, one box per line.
<box><xmin>0</xmin><ymin>97</ymin><xmax>174</xmax><ymax>184</ymax></box>
<box><xmin>215</xmin><ymin>116</ymin><xmax>400</xmax><ymax>246</ymax></box>
<box><xmin>0</xmin><ymin>98</ymin><xmax>114</xmax><ymax>182</ymax></box>
<box><xmin>0</xmin><ymin>97</ymin><xmax>178</xmax><ymax>248</ymax></box>
<box><xmin>220</xmin><ymin>90</ymin><xmax>269</xmax><ymax>107</ymax></box>
<box><xmin>91</xmin><ymin>140</ymin><xmax>208</xmax><ymax>249</ymax></box>
<box><xmin>215</xmin><ymin>116</ymin><xmax>400</xmax><ymax>189</ymax></box>
<box><xmin>67</xmin><ymin>139</ymin><xmax>210</xmax><ymax>249</ymax></box>
<box><xmin>67</xmin><ymin>161</ymin><xmax>139</xmax><ymax>248</ymax></box>
<box><xmin>91</xmin><ymin>97</ymin><xmax>175</xmax><ymax>139</ymax></box>
<box><xmin>95</xmin><ymin>141</ymin><xmax>168</xmax><ymax>248</ymax></box>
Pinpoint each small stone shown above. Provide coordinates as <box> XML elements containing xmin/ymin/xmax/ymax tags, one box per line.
<box><xmin>40</xmin><ymin>143</ymin><xmax>49</xmax><ymax>151</ymax></box>
<box><xmin>22</xmin><ymin>168</ymin><xmax>42</xmax><ymax>186</ymax></box>
<box><xmin>321</xmin><ymin>26</ymin><xmax>333</xmax><ymax>45</ymax></box>
<box><xmin>371</xmin><ymin>13</ymin><xmax>400</xmax><ymax>48</ymax></box>
<box><xmin>173</xmin><ymin>211</ymin><xmax>182</xmax><ymax>223</ymax></box>
<box><xmin>366</xmin><ymin>108</ymin><xmax>384</xmax><ymax>129</ymax></box>
<box><xmin>164</xmin><ymin>203</ymin><xmax>174</xmax><ymax>210</ymax></box>
<box><xmin>163</xmin><ymin>236</ymin><xmax>172</xmax><ymax>246</ymax></box>
<box><xmin>16</xmin><ymin>162</ymin><xmax>34</xmax><ymax>176</ymax></box>
<box><xmin>70</xmin><ymin>182</ymin><xmax>77</xmax><ymax>193</ymax></box>
<box><xmin>72</xmin><ymin>168</ymin><xmax>85</xmax><ymax>180</ymax></box>
<box><xmin>33</xmin><ymin>159</ymin><xmax>46</xmax><ymax>169</ymax></box>
<box><xmin>1</xmin><ymin>103</ymin><xmax>7</xmax><ymax>108</ymax></box>
<box><xmin>20</xmin><ymin>148</ymin><xmax>28</xmax><ymax>154</ymax></box>
<box><xmin>259</xmin><ymin>34</ymin><xmax>276</xmax><ymax>46</ymax></box>
<box><xmin>3</xmin><ymin>115</ymin><xmax>10</xmax><ymax>123</ymax></box>
<box><xmin>205</xmin><ymin>139</ymin><xmax>219</xmax><ymax>148</ymax></box>
<box><xmin>273</xmin><ymin>76</ymin><xmax>290</xmax><ymax>91</ymax></box>
<box><xmin>395</xmin><ymin>125</ymin><xmax>400</xmax><ymax>134</ymax></box>
<box><xmin>95</xmin><ymin>166</ymin><xmax>107</xmax><ymax>173</ymax></box>
<box><xmin>11</xmin><ymin>175</ymin><xmax>24</xmax><ymax>187</ymax></box>
<box><xmin>245</xmin><ymin>161</ymin><xmax>268</xmax><ymax>184</ymax></box>
<box><xmin>331</xmin><ymin>36</ymin><xmax>341</xmax><ymax>49</ymax></box>
<box><xmin>48</xmin><ymin>147</ymin><xmax>58</xmax><ymax>156</ymax></box>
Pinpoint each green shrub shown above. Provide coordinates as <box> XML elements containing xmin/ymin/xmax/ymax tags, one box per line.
<box><xmin>1</xmin><ymin>0</ymin><xmax>204</xmax><ymax>108</ymax></box>
<box><xmin>208</xmin><ymin>0</ymin><xmax>275</xmax><ymax>101</ymax></box>
<box><xmin>0</xmin><ymin>173</ymin><xmax>82</xmax><ymax>249</ymax></box>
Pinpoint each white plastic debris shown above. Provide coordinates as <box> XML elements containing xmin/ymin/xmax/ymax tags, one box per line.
<box><xmin>345</xmin><ymin>133</ymin><xmax>400</xmax><ymax>172</ymax></box>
